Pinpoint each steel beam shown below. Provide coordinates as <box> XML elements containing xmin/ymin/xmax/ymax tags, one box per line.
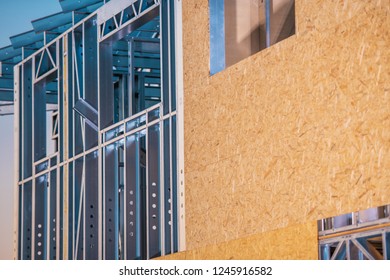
<box><xmin>103</xmin><ymin>143</ymin><xmax>119</xmax><ymax>259</ymax></box>
<box><xmin>84</xmin><ymin>152</ymin><xmax>99</xmax><ymax>259</ymax></box>
<box><xmin>10</xmin><ymin>30</ymin><xmax>44</xmax><ymax>49</ymax></box>
<box><xmin>0</xmin><ymin>90</ymin><xmax>13</xmax><ymax>102</ymax></box>
<box><xmin>0</xmin><ymin>45</ymin><xmax>22</xmax><ymax>61</ymax></box>
<box><xmin>33</xmin><ymin>81</ymin><xmax>47</xmax><ymax>162</ymax></box>
<box><xmin>22</xmin><ymin>60</ymin><xmax>33</xmax><ymax>179</ymax></box>
<box><xmin>32</xmin><ymin>12</ymin><xmax>73</xmax><ymax>33</ymax></box>
<box><xmin>60</xmin><ymin>0</ymin><xmax>103</xmax><ymax>12</ymax></box>
<box><xmin>99</xmin><ymin>42</ymin><xmax>114</xmax><ymax>130</ymax></box>
<box><xmin>0</xmin><ymin>78</ymin><xmax>13</xmax><ymax>89</ymax></box>
<box><xmin>147</xmin><ymin>123</ymin><xmax>160</xmax><ymax>259</ymax></box>
<box><xmin>13</xmin><ymin>65</ymin><xmax>21</xmax><ymax>259</ymax></box>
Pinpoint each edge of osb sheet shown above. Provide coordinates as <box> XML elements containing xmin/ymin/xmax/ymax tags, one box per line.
<box><xmin>157</xmin><ymin>221</ymin><xmax>318</xmax><ymax>260</ymax></box>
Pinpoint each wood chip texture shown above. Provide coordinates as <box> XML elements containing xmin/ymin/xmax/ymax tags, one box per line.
<box><xmin>181</xmin><ymin>0</ymin><xmax>390</xmax><ymax>256</ymax></box>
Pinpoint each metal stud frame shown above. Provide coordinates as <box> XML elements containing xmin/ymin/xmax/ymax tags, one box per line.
<box><xmin>318</xmin><ymin>205</ymin><xmax>390</xmax><ymax>260</ymax></box>
<box><xmin>14</xmin><ymin>0</ymin><xmax>185</xmax><ymax>260</ymax></box>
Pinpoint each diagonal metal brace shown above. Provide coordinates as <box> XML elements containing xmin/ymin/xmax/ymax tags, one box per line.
<box><xmin>74</xmin><ymin>98</ymin><xmax>99</xmax><ymax>131</ymax></box>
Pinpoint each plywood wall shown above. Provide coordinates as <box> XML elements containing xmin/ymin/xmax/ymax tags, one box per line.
<box><xmin>182</xmin><ymin>0</ymin><xmax>390</xmax><ymax>252</ymax></box>
<box><xmin>159</xmin><ymin>221</ymin><xmax>318</xmax><ymax>260</ymax></box>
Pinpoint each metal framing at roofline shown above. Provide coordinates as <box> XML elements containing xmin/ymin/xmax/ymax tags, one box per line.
<box><xmin>14</xmin><ymin>0</ymin><xmax>185</xmax><ymax>260</ymax></box>
<box><xmin>0</xmin><ymin>0</ymin><xmax>107</xmax><ymax>115</ymax></box>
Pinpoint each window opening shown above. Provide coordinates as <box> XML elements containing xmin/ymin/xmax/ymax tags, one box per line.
<box><xmin>210</xmin><ymin>0</ymin><xmax>295</xmax><ymax>75</ymax></box>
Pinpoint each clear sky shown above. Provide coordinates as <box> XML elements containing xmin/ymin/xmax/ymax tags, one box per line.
<box><xmin>0</xmin><ymin>0</ymin><xmax>62</xmax><ymax>260</ymax></box>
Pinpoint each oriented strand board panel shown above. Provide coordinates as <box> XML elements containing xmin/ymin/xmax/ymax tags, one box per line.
<box><xmin>158</xmin><ymin>222</ymin><xmax>318</xmax><ymax>260</ymax></box>
<box><xmin>182</xmin><ymin>0</ymin><xmax>390</xmax><ymax>251</ymax></box>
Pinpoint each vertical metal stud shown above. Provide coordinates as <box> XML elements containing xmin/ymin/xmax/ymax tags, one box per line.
<box><xmin>174</xmin><ymin>0</ymin><xmax>185</xmax><ymax>252</ymax></box>
<box><xmin>13</xmin><ymin>65</ymin><xmax>20</xmax><ymax>260</ymax></box>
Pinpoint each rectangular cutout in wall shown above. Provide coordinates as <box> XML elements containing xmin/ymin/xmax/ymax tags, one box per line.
<box><xmin>210</xmin><ymin>0</ymin><xmax>295</xmax><ymax>75</ymax></box>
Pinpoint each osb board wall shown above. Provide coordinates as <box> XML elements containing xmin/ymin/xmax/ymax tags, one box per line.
<box><xmin>182</xmin><ymin>0</ymin><xmax>390</xmax><ymax>250</ymax></box>
<box><xmin>158</xmin><ymin>222</ymin><xmax>318</xmax><ymax>260</ymax></box>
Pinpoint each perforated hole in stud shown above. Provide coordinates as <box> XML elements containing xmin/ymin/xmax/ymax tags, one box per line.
<box><xmin>37</xmin><ymin>251</ymin><xmax>42</xmax><ymax>256</ymax></box>
<box><xmin>152</xmin><ymin>193</ymin><xmax>156</xmax><ymax>198</ymax></box>
<box><xmin>38</xmin><ymin>224</ymin><xmax>42</xmax><ymax>229</ymax></box>
<box><xmin>152</xmin><ymin>225</ymin><xmax>157</xmax><ymax>230</ymax></box>
<box><xmin>152</xmin><ymin>204</ymin><xmax>156</xmax><ymax>208</ymax></box>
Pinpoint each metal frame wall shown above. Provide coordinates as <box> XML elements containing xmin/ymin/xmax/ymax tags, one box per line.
<box><xmin>14</xmin><ymin>0</ymin><xmax>185</xmax><ymax>260</ymax></box>
<box><xmin>318</xmin><ymin>205</ymin><xmax>390</xmax><ymax>260</ymax></box>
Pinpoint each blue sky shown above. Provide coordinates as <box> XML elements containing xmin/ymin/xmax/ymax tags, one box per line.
<box><xmin>0</xmin><ymin>0</ymin><xmax>62</xmax><ymax>260</ymax></box>
<box><xmin>0</xmin><ymin>0</ymin><xmax>62</xmax><ymax>46</ymax></box>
